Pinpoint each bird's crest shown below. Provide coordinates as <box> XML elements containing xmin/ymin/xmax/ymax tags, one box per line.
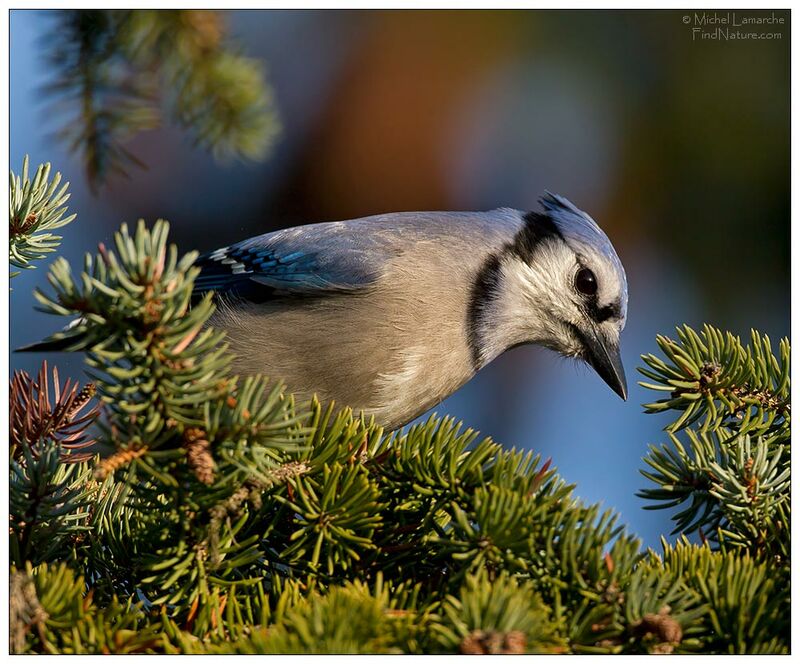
<box><xmin>539</xmin><ymin>192</ymin><xmax>623</xmax><ymax>265</ymax></box>
<box><xmin>537</xmin><ymin>190</ymin><xmax>628</xmax><ymax>309</ymax></box>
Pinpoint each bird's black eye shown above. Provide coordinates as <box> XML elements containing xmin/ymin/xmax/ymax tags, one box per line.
<box><xmin>575</xmin><ymin>267</ymin><xmax>598</xmax><ymax>296</ymax></box>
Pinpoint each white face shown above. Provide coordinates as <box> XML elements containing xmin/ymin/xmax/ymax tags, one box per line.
<box><xmin>491</xmin><ymin>238</ymin><xmax>628</xmax><ymax>398</ymax></box>
<box><xmin>500</xmin><ymin>241</ymin><xmax>624</xmax><ymax>351</ymax></box>
<box><xmin>564</xmin><ymin>247</ymin><xmax>627</xmax><ymax>346</ymax></box>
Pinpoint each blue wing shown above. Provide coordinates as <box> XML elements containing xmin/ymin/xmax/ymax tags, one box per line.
<box><xmin>193</xmin><ymin>223</ymin><xmax>390</xmax><ymax>301</ymax></box>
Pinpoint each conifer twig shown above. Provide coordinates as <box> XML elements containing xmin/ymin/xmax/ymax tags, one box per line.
<box><xmin>10</xmin><ymin>361</ymin><xmax>98</xmax><ymax>461</ymax></box>
<box><xmin>9</xmin><ymin>156</ymin><xmax>75</xmax><ymax>277</ymax></box>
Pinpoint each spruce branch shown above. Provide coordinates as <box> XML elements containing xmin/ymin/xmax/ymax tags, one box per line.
<box><xmin>208</xmin><ymin>375</ymin><xmax>309</xmax><ymax>488</ymax></box>
<box><xmin>44</xmin><ymin>10</ymin><xmax>280</xmax><ymax>190</ymax></box>
<box><xmin>638</xmin><ymin>325</ymin><xmax>790</xmax><ymax>563</ymax></box>
<box><xmin>643</xmin><ymin>540</ymin><xmax>789</xmax><ymax>654</ymax></box>
<box><xmin>639</xmin><ymin>324</ymin><xmax>789</xmax><ymax>436</ymax></box>
<box><xmin>433</xmin><ymin>570</ymin><xmax>565</xmax><ymax>654</ymax></box>
<box><xmin>274</xmin><ymin>462</ymin><xmax>383</xmax><ymax>577</ymax></box>
<box><xmin>201</xmin><ymin>580</ymin><xmax>416</xmax><ymax>654</ymax></box>
<box><xmin>45</xmin><ymin>10</ymin><xmax>159</xmax><ymax>193</ymax></box>
<box><xmin>33</xmin><ymin>219</ymin><xmax>231</xmax><ymax>463</ymax></box>
<box><xmin>9</xmin><ymin>156</ymin><xmax>76</xmax><ymax>277</ymax></box>
<box><xmin>9</xmin><ymin>441</ymin><xmax>94</xmax><ymax>566</ymax></box>
<box><xmin>14</xmin><ymin>561</ymin><xmax>165</xmax><ymax>654</ymax></box>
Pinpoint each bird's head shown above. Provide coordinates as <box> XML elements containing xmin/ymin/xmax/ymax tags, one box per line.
<box><xmin>471</xmin><ymin>193</ymin><xmax>628</xmax><ymax>399</ymax></box>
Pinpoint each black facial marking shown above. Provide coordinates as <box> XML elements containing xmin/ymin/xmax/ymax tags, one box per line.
<box><xmin>467</xmin><ymin>252</ymin><xmax>503</xmax><ymax>371</ymax></box>
<box><xmin>586</xmin><ymin>299</ymin><xmax>622</xmax><ymax>324</ymax></box>
<box><xmin>513</xmin><ymin>212</ymin><xmax>564</xmax><ymax>263</ymax></box>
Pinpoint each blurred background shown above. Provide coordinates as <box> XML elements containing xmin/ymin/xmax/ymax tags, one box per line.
<box><xmin>10</xmin><ymin>9</ymin><xmax>790</xmax><ymax>548</ymax></box>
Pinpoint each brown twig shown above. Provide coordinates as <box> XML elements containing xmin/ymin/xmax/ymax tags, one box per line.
<box><xmin>10</xmin><ymin>361</ymin><xmax>99</xmax><ymax>462</ymax></box>
<box><xmin>94</xmin><ymin>445</ymin><xmax>149</xmax><ymax>480</ymax></box>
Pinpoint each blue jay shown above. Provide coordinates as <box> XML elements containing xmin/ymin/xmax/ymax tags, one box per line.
<box><xmin>191</xmin><ymin>193</ymin><xmax>628</xmax><ymax>430</ymax></box>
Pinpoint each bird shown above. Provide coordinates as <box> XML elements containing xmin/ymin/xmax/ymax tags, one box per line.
<box><xmin>19</xmin><ymin>193</ymin><xmax>627</xmax><ymax>430</ymax></box>
<box><xmin>189</xmin><ymin>192</ymin><xmax>628</xmax><ymax>430</ymax></box>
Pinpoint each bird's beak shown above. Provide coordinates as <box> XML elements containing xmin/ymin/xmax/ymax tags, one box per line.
<box><xmin>579</xmin><ymin>326</ymin><xmax>627</xmax><ymax>400</ymax></box>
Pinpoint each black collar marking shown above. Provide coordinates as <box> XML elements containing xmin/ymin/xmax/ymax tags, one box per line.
<box><xmin>466</xmin><ymin>212</ymin><xmax>564</xmax><ymax>372</ymax></box>
<box><xmin>466</xmin><ymin>253</ymin><xmax>503</xmax><ymax>371</ymax></box>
